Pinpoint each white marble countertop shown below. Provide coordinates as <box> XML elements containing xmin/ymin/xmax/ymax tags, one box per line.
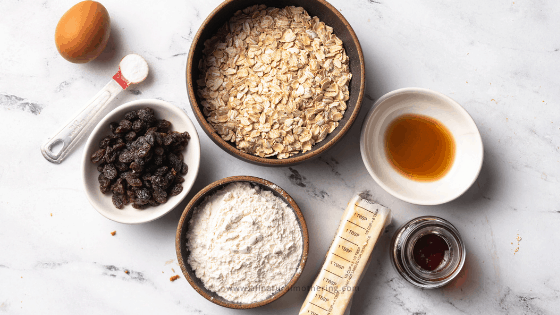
<box><xmin>1</xmin><ymin>0</ymin><xmax>559</xmax><ymax>314</ymax></box>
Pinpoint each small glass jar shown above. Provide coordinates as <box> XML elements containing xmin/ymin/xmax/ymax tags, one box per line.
<box><xmin>390</xmin><ymin>216</ymin><xmax>466</xmax><ymax>289</ymax></box>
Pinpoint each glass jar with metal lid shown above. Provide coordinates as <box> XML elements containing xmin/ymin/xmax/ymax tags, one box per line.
<box><xmin>390</xmin><ymin>216</ymin><xmax>466</xmax><ymax>288</ymax></box>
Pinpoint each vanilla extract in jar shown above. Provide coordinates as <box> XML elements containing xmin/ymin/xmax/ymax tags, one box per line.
<box><xmin>390</xmin><ymin>216</ymin><xmax>465</xmax><ymax>288</ymax></box>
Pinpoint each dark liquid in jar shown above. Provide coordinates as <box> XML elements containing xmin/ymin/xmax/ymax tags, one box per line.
<box><xmin>385</xmin><ymin>114</ymin><xmax>455</xmax><ymax>181</ymax></box>
<box><xmin>413</xmin><ymin>234</ymin><xmax>449</xmax><ymax>271</ymax></box>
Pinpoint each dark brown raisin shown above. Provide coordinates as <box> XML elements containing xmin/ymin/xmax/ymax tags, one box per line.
<box><xmin>130</xmin><ymin>161</ymin><xmax>143</xmax><ymax>173</ymax></box>
<box><xmin>170</xmin><ymin>184</ymin><xmax>183</xmax><ymax>196</ymax></box>
<box><xmin>119</xmin><ymin>150</ymin><xmax>135</xmax><ymax>163</ymax></box>
<box><xmin>174</xmin><ymin>176</ymin><xmax>185</xmax><ymax>184</ymax></box>
<box><xmin>136</xmin><ymin>143</ymin><xmax>151</xmax><ymax>158</ymax></box>
<box><xmin>99</xmin><ymin>137</ymin><xmax>112</xmax><ymax>149</ymax></box>
<box><xmin>135</xmin><ymin>189</ymin><xmax>151</xmax><ymax>205</ymax></box>
<box><xmin>104</xmin><ymin>146</ymin><xmax>117</xmax><ymax>164</ymax></box>
<box><xmin>163</xmin><ymin>134</ymin><xmax>174</xmax><ymax>146</ymax></box>
<box><xmin>109</xmin><ymin>122</ymin><xmax>119</xmax><ymax>133</ymax></box>
<box><xmin>125</xmin><ymin>131</ymin><xmax>136</xmax><ymax>142</ymax></box>
<box><xmin>103</xmin><ymin>164</ymin><xmax>118</xmax><ymax>180</ymax></box>
<box><xmin>97</xmin><ymin>164</ymin><xmax>105</xmax><ymax>172</ymax></box>
<box><xmin>154</xmin><ymin>146</ymin><xmax>164</xmax><ymax>156</ymax></box>
<box><xmin>131</xmin><ymin>203</ymin><xmax>147</xmax><ymax>210</ymax></box>
<box><xmin>111</xmin><ymin>178</ymin><xmax>126</xmax><ymax>195</ymax></box>
<box><xmin>151</xmin><ymin>175</ymin><xmax>166</xmax><ymax>187</ymax></box>
<box><xmin>124</xmin><ymin>110</ymin><xmax>138</xmax><ymax>121</ymax></box>
<box><xmin>115</xmin><ymin>120</ymin><xmax>132</xmax><ymax>133</ymax></box>
<box><xmin>91</xmin><ymin>148</ymin><xmax>106</xmax><ymax>164</ymax></box>
<box><xmin>138</xmin><ymin>108</ymin><xmax>156</xmax><ymax>123</ymax></box>
<box><xmin>168</xmin><ymin>153</ymin><xmax>182</xmax><ymax>172</ymax></box>
<box><xmin>180</xmin><ymin>162</ymin><xmax>188</xmax><ymax>175</ymax></box>
<box><xmin>154</xmin><ymin>166</ymin><xmax>168</xmax><ymax>176</ymax></box>
<box><xmin>112</xmin><ymin>194</ymin><xmax>127</xmax><ymax>209</ymax></box>
<box><xmin>115</xmin><ymin>161</ymin><xmax>129</xmax><ymax>172</ymax></box>
<box><xmin>156</xmin><ymin>120</ymin><xmax>172</xmax><ymax>133</ymax></box>
<box><xmin>112</xmin><ymin>142</ymin><xmax>126</xmax><ymax>151</ymax></box>
<box><xmin>132</xmin><ymin>119</ymin><xmax>146</xmax><ymax>132</ymax></box>
<box><xmin>126</xmin><ymin>176</ymin><xmax>143</xmax><ymax>187</ymax></box>
<box><xmin>153</xmin><ymin>187</ymin><xmax>167</xmax><ymax>204</ymax></box>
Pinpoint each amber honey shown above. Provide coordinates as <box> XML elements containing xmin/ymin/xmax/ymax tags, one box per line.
<box><xmin>384</xmin><ymin>114</ymin><xmax>455</xmax><ymax>181</ymax></box>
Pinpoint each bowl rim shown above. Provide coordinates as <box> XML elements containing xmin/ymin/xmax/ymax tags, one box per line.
<box><xmin>81</xmin><ymin>98</ymin><xmax>201</xmax><ymax>224</ymax></box>
<box><xmin>175</xmin><ymin>175</ymin><xmax>309</xmax><ymax>309</ymax></box>
<box><xmin>360</xmin><ymin>87</ymin><xmax>484</xmax><ymax>205</ymax></box>
<box><xmin>186</xmin><ymin>0</ymin><xmax>365</xmax><ymax>166</ymax></box>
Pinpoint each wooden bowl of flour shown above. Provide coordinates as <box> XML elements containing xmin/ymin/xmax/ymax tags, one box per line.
<box><xmin>175</xmin><ymin>176</ymin><xmax>309</xmax><ymax>309</ymax></box>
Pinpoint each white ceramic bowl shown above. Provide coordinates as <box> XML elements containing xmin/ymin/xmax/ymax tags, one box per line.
<box><xmin>360</xmin><ymin>88</ymin><xmax>483</xmax><ymax>205</ymax></box>
<box><xmin>82</xmin><ymin>99</ymin><xmax>201</xmax><ymax>224</ymax></box>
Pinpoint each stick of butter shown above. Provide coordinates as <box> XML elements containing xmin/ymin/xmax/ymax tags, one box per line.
<box><xmin>299</xmin><ymin>194</ymin><xmax>391</xmax><ymax>315</ymax></box>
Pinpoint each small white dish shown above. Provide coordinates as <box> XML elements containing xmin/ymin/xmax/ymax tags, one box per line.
<box><xmin>82</xmin><ymin>99</ymin><xmax>201</xmax><ymax>224</ymax></box>
<box><xmin>360</xmin><ymin>88</ymin><xmax>483</xmax><ymax>205</ymax></box>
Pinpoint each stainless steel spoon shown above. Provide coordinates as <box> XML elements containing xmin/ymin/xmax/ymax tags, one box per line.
<box><xmin>41</xmin><ymin>54</ymin><xmax>149</xmax><ymax>164</ymax></box>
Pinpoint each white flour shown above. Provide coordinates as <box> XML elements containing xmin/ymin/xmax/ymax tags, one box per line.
<box><xmin>186</xmin><ymin>182</ymin><xmax>303</xmax><ymax>303</ymax></box>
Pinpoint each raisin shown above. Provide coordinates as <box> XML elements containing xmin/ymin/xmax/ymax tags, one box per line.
<box><xmin>124</xmin><ymin>110</ymin><xmax>138</xmax><ymax>121</ymax></box>
<box><xmin>111</xmin><ymin>178</ymin><xmax>126</xmax><ymax>195</ymax></box>
<box><xmin>115</xmin><ymin>119</ymin><xmax>132</xmax><ymax>133</ymax></box>
<box><xmin>112</xmin><ymin>142</ymin><xmax>126</xmax><ymax>151</ymax></box>
<box><xmin>135</xmin><ymin>188</ymin><xmax>151</xmax><ymax>205</ymax></box>
<box><xmin>91</xmin><ymin>148</ymin><xmax>106</xmax><ymax>164</ymax></box>
<box><xmin>144</xmin><ymin>133</ymin><xmax>155</xmax><ymax>146</ymax></box>
<box><xmin>163</xmin><ymin>134</ymin><xmax>174</xmax><ymax>146</ymax></box>
<box><xmin>153</xmin><ymin>187</ymin><xmax>167</xmax><ymax>204</ymax></box>
<box><xmin>125</xmin><ymin>131</ymin><xmax>136</xmax><ymax>142</ymax></box>
<box><xmin>151</xmin><ymin>175</ymin><xmax>166</xmax><ymax>187</ymax></box>
<box><xmin>104</xmin><ymin>146</ymin><xmax>117</xmax><ymax>164</ymax></box>
<box><xmin>131</xmin><ymin>203</ymin><xmax>147</xmax><ymax>210</ymax></box>
<box><xmin>109</xmin><ymin>122</ymin><xmax>119</xmax><ymax>133</ymax></box>
<box><xmin>154</xmin><ymin>166</ymin><xmax>168</xmax><ymax>176</ymax></box>
<box><xmin>156</xmin><ymin>119</ymin><xmax>172</xmax><ymax>133</ymax></box>
<box><xmin>97</xmin><ymin>164</ymin><xmax>105</xmax><ymax>172</ymax></box>
<box><xmin>130</xmin><ymin>161</ymin><xmax>143</xmax><ymax>173</ymax></box>
<box><xmin>103</xmin><ymin>164</ymin><xmax>118</xmax><ymax>180</ymax></box>
<box><xmin>119</xmin><ymin>150</ymin><xmax>135</xmax><ymax>163</ymax></box>
<box><xmin>99</xmin><ymin>137</ymin><xmax>112</xmax><ymax>149</ymax></box>
<box><xmin>180</xmin><ymin>162</ymin><xmax>188</xmax><ymax>175</ymax></box>
<box><xmin>170</xmin><ymin>184</ymin><xmax>183</xmax><ymax>196</ymax></box>
<box><xmin>168</xmin><ymin>153</ymin><xmax>182</xmax><ymax>172</ymax></box>
<box><xmin>98</xmin><ymin>173</ymin><xmax>110</xmax><ymax>186</ymax></box>
<box><xmin>154</xmin><ymin>146</ymin><xmax>164</xmax><ymax>156</ymax></box>
<box><xmin>112</xmin><ymin>194</ymin><xmax>127</xmax><ymax>209</ymax></box>
<box><xmin>138</xmin><ymin>108</ymin><xmax>156</xmax><ymax>123</ymax></box>
<box><xmin>132</xmin><ymin>119</ymin><xmax>146</xmax><ymax>132</ymax></box>
<box><xmin>174</xmin><ymin>176</ymin><xmax>185</xmax><ymax>184</ymax></box>
<box><xmin>164</xmin><ymin>173</ymin><xmax>175</xmax><ymax>189</ymax></box>
<box><xmin>126</xmin><ymin>176</ymin><xmax>143</xmax><ymax>187</ymax></box>
<box><xmin>115</xmin><ymin>161</ymin><xmax>129</xmax><ymax>172</ymax></box>
<box><xmin>136</xmin><ymin>143</ymin><xmax>151</xmax><ymax>158</ymax></box>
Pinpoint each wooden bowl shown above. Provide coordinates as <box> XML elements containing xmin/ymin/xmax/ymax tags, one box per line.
<box><xmin>175</xmin><ymin>176</ymin><xmax>309</xmax><ymax>308</ymax></box>
<box><xmin>186</xmin><ymin>0</ymin><xmax>365</xmax><ymax>166</ymax></box>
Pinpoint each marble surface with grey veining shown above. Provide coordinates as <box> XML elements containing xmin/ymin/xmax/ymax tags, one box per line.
<box><xmin>1</xmin><ymin>0</ymin><xmax>559</xmax><ymax>314</ymax></box>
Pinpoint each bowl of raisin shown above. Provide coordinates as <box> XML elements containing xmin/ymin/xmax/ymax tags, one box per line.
<box><xmin>82</xmin><ymin>99</ymin><xmax>201</xmax><ymax>224</ymax></box>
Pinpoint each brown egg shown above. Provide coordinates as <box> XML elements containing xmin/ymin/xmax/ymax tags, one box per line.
<box><xmin>55</xmin><ymin>1</ymin><xmax>111</xmax><ymax>63</ymax></box>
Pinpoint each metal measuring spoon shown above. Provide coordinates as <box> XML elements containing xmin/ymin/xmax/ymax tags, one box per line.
<box><xmin>41</xmin><ymin>54</ymin><xmax>149</xmax><ymax>164</ymax></box>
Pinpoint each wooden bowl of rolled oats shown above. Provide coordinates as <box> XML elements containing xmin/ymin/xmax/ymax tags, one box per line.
<box><xmin>187</xmin><ymin>0</ymin><xmax>365</xmax><ymax>166</ymax></box>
